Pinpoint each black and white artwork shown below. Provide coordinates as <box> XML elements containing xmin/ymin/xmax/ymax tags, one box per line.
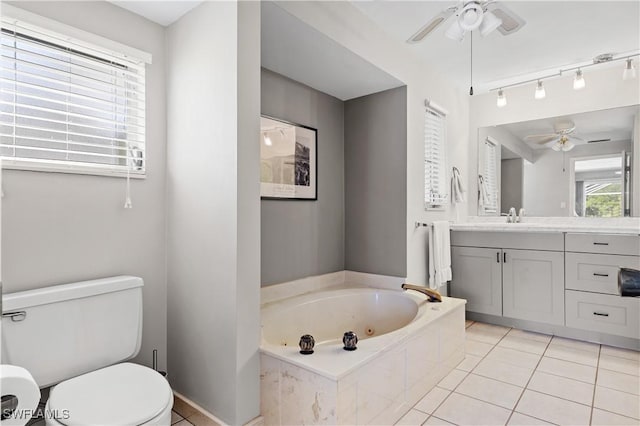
<box><xmin>260</xmin><ymin>116</ymin><xmax>317</xmax><ymax>200</ymax></box>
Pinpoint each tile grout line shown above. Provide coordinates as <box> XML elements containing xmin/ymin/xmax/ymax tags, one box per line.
<box><xmin>504</xmin><ymin>330</ymin><xmax>555</xmax><ymax>426</ymax></box>
<box><xmin>589</xmin><ymin>344</ymin><xmax>602</xmax><ymax>426</ymax></box>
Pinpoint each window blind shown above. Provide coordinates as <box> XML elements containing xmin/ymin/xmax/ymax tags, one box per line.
<box><xmin>482</xmin><ymin>139</ymin><xmax>498</xmax><ymax>213</ymax></box>
<box><xmin>0</xmin><ymin>17</ymin><xmax>146</xmax><ymax>176</ymax></box>
<box><xmin>424</xmin><ymin>106</ymin><xmax>448</xmax><ymax>208</ymax></box>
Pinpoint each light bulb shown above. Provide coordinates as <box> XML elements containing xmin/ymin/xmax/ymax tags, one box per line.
<box><xmin>623</xmin><ymin>59</ymin><xmax>636</xmax><ymax>81</ymax></box>
<box><xmin>534</xmin><ymin>80</ymin><xmax>546</xmax><ymax>100</ymax></box>
<box><xmin>573</xmin><ymin>69</ymin><xmax>585</xmax><ymax>90</ymax></box>
<box><xmin>496</xmin><ymin>89</ymin><xmax>507</xmax><ymax>108</ymax></box>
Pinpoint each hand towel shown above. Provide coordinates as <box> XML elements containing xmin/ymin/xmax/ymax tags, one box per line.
<box><xmin>478</xmin><ymin>175</ymin><xmax>490</xmax><ymax>208</ymax></box>
<box><xmin>451</xmin><ymin>167</ymin><xmax>465</xmax><ymax>203</ymax></box>
<box><xmin>428</xmin><ymin>221</ymin><xmax>452</xmax><ymax>289</ymax></box>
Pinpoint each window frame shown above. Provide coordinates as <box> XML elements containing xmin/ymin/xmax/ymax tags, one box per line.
<box><xmin>0</xmin><ymin>5</ymin><xmax>151</xmax><ymax>179</ymax></box>
<box><xmin>424</xmin><ymin>102</ymin><xmax>448</xmax><ymax>210</ymax></box>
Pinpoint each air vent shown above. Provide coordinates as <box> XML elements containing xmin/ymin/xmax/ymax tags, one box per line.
<box><xmin>587</xmin><ymin>139</ymin><xmax>611</xmax><ymax>143</ymax></box>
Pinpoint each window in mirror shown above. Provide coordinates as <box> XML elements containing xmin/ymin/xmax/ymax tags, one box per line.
<box><xmin>479</xmin><ymin>138</ymin><xmax>498</xmax><ymax>213</ymax></box>
<box><xmin>573</xmin><ymin>154</ymin><xmax>628</xmax><ymax>217</ymax></box>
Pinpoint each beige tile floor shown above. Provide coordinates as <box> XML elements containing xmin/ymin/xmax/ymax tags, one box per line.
<box><xmin>394</xmin><ymin>321</ymin><xmax>640</xmax><ymax>426</ymax></box>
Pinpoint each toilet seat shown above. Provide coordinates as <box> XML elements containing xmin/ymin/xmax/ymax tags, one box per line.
<box><xmin>46</xmin><ymin>362</ymin><xmax>172</xmax><ymax>426</ymax></box>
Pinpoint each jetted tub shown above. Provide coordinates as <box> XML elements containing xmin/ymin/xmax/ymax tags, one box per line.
<box><xmin>260</xmin><ymin>285</ymin><xmax>466</xmax><ymax>425</ymax></box>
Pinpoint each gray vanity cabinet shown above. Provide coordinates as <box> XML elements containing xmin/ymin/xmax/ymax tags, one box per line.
<box><xmin>502</xmin><ymin>249</ymin><xmax>564</xmax><ymax>325</ymax></box>
<box><xmin>451</xmin><ymin>246</ymin><xmax>502</xmax><ymax>315</ymax></box>
<box><xmin>451</xmin><ymin>231</ymin><xmax>565</xmax><ymax>325</ymax></box>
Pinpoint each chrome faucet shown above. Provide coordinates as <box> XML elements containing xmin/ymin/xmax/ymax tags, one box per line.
<box><xmin>506</xmin><ymin>207</ymin><xmax>517</xmax><ymax>223</ymax></box>
<box><xmin>516</xmin><ymin>208</ymin><xmax>525</xmax><ymax>223</ymax></box>
<box><xmin>401</xmin><ymin>283</ymin><xmax>442</xmax><ymax>302</ymax></box>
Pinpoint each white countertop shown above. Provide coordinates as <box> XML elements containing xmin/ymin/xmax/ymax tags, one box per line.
<box><xmin>450</xmin><ymin>217</ymin><xmax>640</xmax><ymax>235</ymax></box>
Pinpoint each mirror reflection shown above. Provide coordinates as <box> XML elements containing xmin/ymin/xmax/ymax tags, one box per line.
<box><xmin>478</xmin><ymin>105</ymin><xmax>639</xmax><ymax>217</ymax></box>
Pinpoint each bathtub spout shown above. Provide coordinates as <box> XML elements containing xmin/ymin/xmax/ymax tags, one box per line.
<box><xmin>401</xmin><ymin>284</ymin><xmax>442</xmax><ymax>302</ymax></box>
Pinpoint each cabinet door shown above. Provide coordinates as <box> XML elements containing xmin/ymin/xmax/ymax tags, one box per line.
<box><xmin>451</xmin><ymin>246</ymin><xmax>502</xmax><ymax>315</ymax></box>
<box><xmin>503</xmin><ymin>249</ymin><xmax>564</xmax><ymax>325</ymax></box>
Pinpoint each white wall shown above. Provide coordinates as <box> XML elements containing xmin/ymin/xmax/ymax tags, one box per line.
<box><xmin>469</xmin><ymin>65</ymin><xmax>640</xmax><ymax>216</ymax></box>
<box><xmin>1</xmin><ymin>1</ymin><xmax>168</xmax><ymax>372</ymax></box>
<box><xmin>274</xmin><ymin>1</ymin><xmax>470</xmax><ymax>286</ymax></box>
<box><xmin>166</xmin><ymin>2</ymin><xmax>260</xmax><ymax>424</ymax></box>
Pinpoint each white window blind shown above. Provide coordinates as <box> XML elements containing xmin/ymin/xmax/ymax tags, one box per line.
<box><xmin>0</xmin><ymin>16</ymin><xmax>146</xmax><ymax>176</ymax></box>
<box><xmin>481</xmin><ymin>139</ymin><xmax>498</xmax><ymax>213</ymax></box>
<box><xmin>424</xmin><ymin>103</ymin><xmax>448</xmax><ymax>209</ymax></box>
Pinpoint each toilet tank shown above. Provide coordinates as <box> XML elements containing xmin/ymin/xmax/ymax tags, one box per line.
<box><xmin>1</xmin><ymin>276</ymin><xmax>143</xmax><ymax>388</ymax></box>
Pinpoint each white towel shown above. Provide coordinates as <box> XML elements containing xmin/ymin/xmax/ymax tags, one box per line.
<box><xmin>478</xmin><ymin>175</ymin><xmax>490</xmax><ymax>209</ymax></box>
<box><xmin>428</xmin><ymin>221</ymin><xmax>452</xmax><ymax>289</ymax></box>
<box><xmin>451</xmin><ymin>167</ymin><xmax>465</xmax><ymax>203</ymax></box>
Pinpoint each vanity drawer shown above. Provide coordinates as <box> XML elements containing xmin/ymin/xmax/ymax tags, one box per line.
<box><xmin>451</xmin><ymin>231</ymin><xmax>563</xmax><ymax>251</ymax></box>
<box><xmin>565</xmin><ymin>233</ymin><xmax>640</xmax><ymax>256</ymax></box>
<box><xmin>565</xmin><ymin>290</ymin><xmax>640</xmax><ymax>339</ymax></box>
<box><xmin>566</xmin><ymin>253</ymin><xmax>640</xmax><ymax>295</ymax></box>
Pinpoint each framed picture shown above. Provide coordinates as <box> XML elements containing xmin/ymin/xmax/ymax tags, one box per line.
<box><xmin>260</xmin><ymin>115</ymin><xmax>317</xmax><ymax>200</ymax></box>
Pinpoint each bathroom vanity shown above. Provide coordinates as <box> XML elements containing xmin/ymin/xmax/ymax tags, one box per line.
<box><xmin>450</xmin><ymin>223</ymin><xmax>640</xmax><ymax>348</ymax></box>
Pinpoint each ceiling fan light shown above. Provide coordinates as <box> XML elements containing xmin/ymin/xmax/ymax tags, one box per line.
<box><xmin>445</xmin><ymin>19</ymin><xmax>465</xmax><ymax>42</ymax></box>
<box><xmin>563</xmin><ymin>140</ymin><xmax>575</xmax><ymax>151</ymax></box>
<box><xmin>496</xmin><ymin>89</ymin><xmax>507</xmax><ymax>108</ymax></box>
<box><xmin>623</xmin><ymin>59</ymin><xmax>637</xmax><ymax>81</ymax></box>
<box><xmin>534</xmin><ymin>80</ymin><xmax>546</xmax><ymax>100</ymax></box>
<box><xmin>263</xmin><ymin>133</ymin><xmax>273</xmax><ymax>146</ymax></box>
<box><xmin>458</xmin><ymin>2</ymin><xmax>484</xmax><ymax>31</ymax></box>
<box><xmin>479</xmin><ymin>11</ymin><xmax>503</xmax><ymax>37</ymax></box>
<box><xmin>551</xmin><ymin>141</ymin><xmax>562</xmax><ymax>152</ymax></box>
<box><xmin>573</xmin><ymin>69</ymin><xmax>586</xmax><ymax>90</ymax></box>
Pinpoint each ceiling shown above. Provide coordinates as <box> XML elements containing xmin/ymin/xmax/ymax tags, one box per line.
<box><xmin>501</xmin><ymin>105</ymin><xmax>639</xmax><ymax>150</ymax></box>
<box><xmin>261</xmin><ymin>2</ymin><xmax>404</xmax><ymax>101</ymax></box>
<box><xmin>352</xmin><ymin>1</ymin><xmax>640</xmax><ymax>92</ymax></box>
<box><xmin>107</xmin><ymin>1</ymin><xmax>202</xmax><ymax>26</ymax></box>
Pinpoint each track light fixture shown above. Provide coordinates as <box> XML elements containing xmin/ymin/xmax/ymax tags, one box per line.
<box><xmin>490</xmin><ymin>53</ymin><xmax>638</xmax><ymax>109</ymax></box>
<box><xmin>623</xmin><ymin>59</ymin><xmax>636</xmax><ymax>81</ymax></box>
<box><xmin>534</xmin><ymin>80</ymin><xmax>546</xmax><ymax>99</ymax></box>
<box><xmin>496</xmin><ymin>88</ymin><xmax>507</xmax><ymax>108</ymax></box>
<box><xmin>573</xmin><ymin>69</ymin><xmax>585</xmax><ymax>90</ymax></box>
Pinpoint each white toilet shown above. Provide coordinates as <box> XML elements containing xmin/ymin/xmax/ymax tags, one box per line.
<box><xmin>1</xmin><ymin>276</ymin><xmax>173</xmax><ymax>425</ymax></box>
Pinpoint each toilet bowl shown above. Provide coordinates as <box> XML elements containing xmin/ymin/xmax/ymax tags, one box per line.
<box><xmin>1</xmin><ymin>276</ymin><xmax>173</xmax><ymax>426</ymax></box>
<box><xmin>44</xmin><ymin>363</ymin><xmax>172</xmax><ymax>426</ymax></box>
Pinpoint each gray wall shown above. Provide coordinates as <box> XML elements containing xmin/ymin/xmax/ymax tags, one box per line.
<box><xmin>501</xmin><ymin>158</ymin><xmax>524</xmax><ymax>214</ymax></box>
<box><xmin>166</xmin><ymin>2</ymin><xmax>260</xmax><ymax>424</ymax></box>
<box><xmin>260</xmin><ymin>68</ymin><xmax>345</xmax><ymax>286</ymax></box>
<box><xmin>2</xmin><ymin>1</ymin><xmax>168</xmax><ymax>372</ymax></box>
<box><xmin>345</xmin><ymin>87</ymin><xmax>407</xmax><ymax>277</ymax></box>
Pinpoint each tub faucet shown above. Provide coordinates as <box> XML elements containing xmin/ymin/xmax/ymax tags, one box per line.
<box><xmin>401</xmin><ymin>283</ymin><xmax>442</xmax><ymax>302</ymax></box>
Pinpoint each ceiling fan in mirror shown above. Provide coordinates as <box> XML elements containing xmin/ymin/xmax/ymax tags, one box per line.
<box><xmin>407</xmin><ymin>0</ymin><xmax>526</xmax><ymax>43</ymax></box>
<box><xmin>524</xmin><ymin>120</ymin><xmax>586</xmax><ymax>152</ymax></box>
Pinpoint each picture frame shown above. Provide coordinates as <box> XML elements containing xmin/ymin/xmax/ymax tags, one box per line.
<box><xmin>260</xmin><ymin>115</ymin><xmax>317</xmax><ymax>200</ymax></box>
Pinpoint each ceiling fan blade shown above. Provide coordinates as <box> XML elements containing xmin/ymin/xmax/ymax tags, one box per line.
<box><xmin>486</xmin><ymin>2</ymin><xmax>526</xmax><ymax>36</ymax></box>
<box><xmin>534</xmin><ymin>136</ymin><xmax>559</xmax><ymax>145</ymax></box>
<box><xmin>524</xmin><ymin>133</ymin><xmax>556</xmax><ymax>141</ymax></box>
<box><xmin>407</xmin><ymin>7</ymin><xmax>456</xmax><ymax>43</ymax></box>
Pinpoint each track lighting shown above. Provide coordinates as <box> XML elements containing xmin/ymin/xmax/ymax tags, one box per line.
<box><xmin>573</xmin><ymin>69</ymin><xmax>585</xmax><ymax>90</ymax></box>
<box><xmin>534</xmin><ymin>80</ymin><xmax>546</xmax><ymax>100</ymax></box>
<box><xmin>496</xmin><ymin>88</ymin><xmax>507</xmax><ymax>108</ymax></box>
<box><xmin>623</xmin><ymin>59</ymin><xmax>636</xmax><ymax>80</ymax></box>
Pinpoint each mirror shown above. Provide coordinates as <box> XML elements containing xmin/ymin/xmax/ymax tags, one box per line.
<box><xmin>477</xmin><ymin>105</ymin><xmax>639</xmax><ymax>217</ymax></box>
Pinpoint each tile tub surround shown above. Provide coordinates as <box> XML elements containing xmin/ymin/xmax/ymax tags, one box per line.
<box><xmin>260</xmin><ymin>274</ymin><xmax>466</xmax><ymax>425</ymax></box>
<box><xmin>396</xmin><ymin>321</ymin><xmax>640</xmax><ymax>426</ymax></box>
<box><xmin>451</xmin><ymin>216</ymin><xmax>640</xmax><ymax>234</ymax></box>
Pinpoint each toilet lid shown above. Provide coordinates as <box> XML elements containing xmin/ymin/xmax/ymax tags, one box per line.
<box><xmin>48</xmin><ymin>362</ymin><xmax>172</xmax><ymax>426</ymax></box>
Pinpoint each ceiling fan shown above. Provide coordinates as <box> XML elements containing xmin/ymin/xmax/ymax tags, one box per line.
<box><xmin>407</xmin><ymin>1</ymin><xmax>526</xmax><ymax>43</ymax></box>
<box><xmin>524</xmin><ymin>120</ymin><xmax>586</xmax><ymax>152</ymax></box>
